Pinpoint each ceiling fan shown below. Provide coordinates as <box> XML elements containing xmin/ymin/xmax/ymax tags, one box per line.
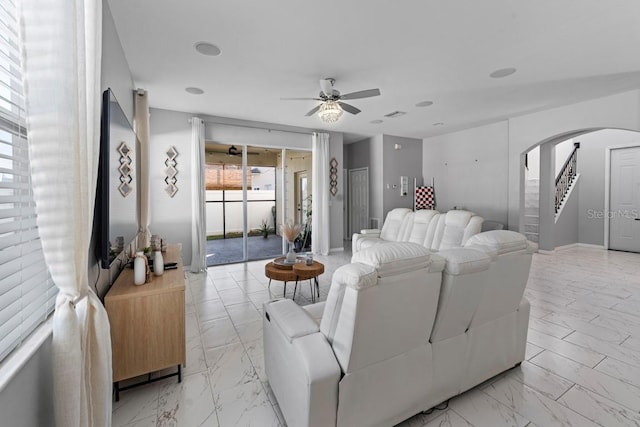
<box><xmin>281</xmin><ymin>78</ymin><xmax>381</xmax><ymax>122</ymax></box>
<box><xmin>209</xmin><ymin>145</ymin><xmax>260</xmax><ymax>156</ymax></box>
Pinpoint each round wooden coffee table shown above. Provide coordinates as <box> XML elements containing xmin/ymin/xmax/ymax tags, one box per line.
<box><xmin>264</xmin><ymin>260</ymin><xmax>324</xmax><ymax>302</ymax></box>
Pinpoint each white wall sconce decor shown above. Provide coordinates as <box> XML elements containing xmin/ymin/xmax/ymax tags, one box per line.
<box><xmin>117</xmin><ymin>141</ymin><xmax>133</xmax><ymax>197</ymax></box>
<box><xmin>164</xmin><ymin>146</ymin><xmax>179</xmax><ymax>197</ymax></box>
<box><xmin>329</xmin><ymin>157</ymin><xmax>338</xmax><ymax>196</ymax></box>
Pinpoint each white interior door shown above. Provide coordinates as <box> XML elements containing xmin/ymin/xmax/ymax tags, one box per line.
<box><xmin>349</xmin><ymin>167</ymin><xmax>369</xmax><ymax>236</ymax></box>
<box><xmin>609</xmin><ymin>146</ymin><xmax>640</xmax><ymax>252</ymax></box>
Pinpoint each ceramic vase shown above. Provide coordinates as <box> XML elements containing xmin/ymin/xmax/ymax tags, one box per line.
<box><xmin>134</xmin><ymin>251</ymin><xmax>146</xmax><ymax>285</ymax></box>
<box><xmin>286</xmin><ymin>241</ymin><xmax>297</xmax><ymax>263</ymax></box>
<box><xmin>154</xmin><ymin>250</ymin><xmax>164</xmax><ymax>276</ymax></box>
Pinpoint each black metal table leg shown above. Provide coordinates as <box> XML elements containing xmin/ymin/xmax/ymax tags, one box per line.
<box><xmin>178</xmin><ymin>364</ymin><xmax>182</xmax><ymax>383</ymax></box>
<box><xmin>114</xmin><ymin>381</ymin><xmax>120</xmax><ymax>402</ymax></box>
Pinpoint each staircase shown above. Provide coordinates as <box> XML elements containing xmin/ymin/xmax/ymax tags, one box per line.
<box><xmin>523</xmin><ymin>179</ymin><xmax>539</xmax><ymax>243</ymax></box>
<box><xmin>555</xmin><ymin>143</ymin><xmax>579</xmax><ymax>216</ymax></box>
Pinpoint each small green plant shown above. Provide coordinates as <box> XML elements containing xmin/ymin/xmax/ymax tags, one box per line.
<box><xmin>256</xmin><ymin>219</ymin><xmax>273</xmax><ymax>238</ymax></box>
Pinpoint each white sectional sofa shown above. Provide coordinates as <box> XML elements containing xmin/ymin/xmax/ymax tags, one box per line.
<box><xmin>352</xmin><ymin>208</ymin><xmax>484</xmax><ymax>254</ymax></box>
<box><xmin>263</xmin><ymin>229</ymin><xmax>535</xmax><ymax>427</ymax></box>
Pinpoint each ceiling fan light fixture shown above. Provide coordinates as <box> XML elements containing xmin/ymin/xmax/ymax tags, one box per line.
<box><xmin>318</xmin><ymin>100</ymin><xmax>343</xmax><ymax>123</ymax></box>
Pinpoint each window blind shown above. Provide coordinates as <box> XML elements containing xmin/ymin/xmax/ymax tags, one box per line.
<box><xmin>0</xmin><ymin>0</ymin><xmax>56</xmax><ymax>362</ymax></box>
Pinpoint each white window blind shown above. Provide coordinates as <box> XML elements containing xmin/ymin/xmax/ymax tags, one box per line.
<box><xmin>0</xmin><ymin>0</ymin><xmax>56</xmax><ymax>362</ymax></box>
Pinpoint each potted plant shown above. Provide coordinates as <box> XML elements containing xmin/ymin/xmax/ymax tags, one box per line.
<box><xmin>256</xmin><ymin>219</ymin><xmax>273</xmax><ymax>238</ymax></box>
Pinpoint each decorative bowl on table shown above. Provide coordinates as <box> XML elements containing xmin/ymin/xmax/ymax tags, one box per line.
<box><xmin>272</xmin><ymin>256</ymin><xmax>304</xmax><ymax>270</ymax></box>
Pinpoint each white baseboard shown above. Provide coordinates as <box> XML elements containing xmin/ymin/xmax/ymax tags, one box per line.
<box><xmin>539</xmin><ymin>243</ymin><xmax>605</xmax><ymax>254</ymax></box>
<box><xmin>329</xmin><ymin>247</ymin><xmax>345</xmax><ymax>253</ymax></box>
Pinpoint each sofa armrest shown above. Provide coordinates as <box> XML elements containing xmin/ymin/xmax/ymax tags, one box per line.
<box><xmin>263</xmin><ymin>300</ymin><xmax>341</xmax><ymax>427</ymax></box>
<box><xmin>359</xmin><ymin>228</ymin><xmax>381</xmax><ymax>235</ymax></box>
<box><xmin>352</xmin><ymin>231</ymin><xmax>381</xmax><ymax>254</ymax></box>
<box><xmin>264</xmin><ymin>299</ymin><xmax>319</xmax><ymax>343</ymax></box>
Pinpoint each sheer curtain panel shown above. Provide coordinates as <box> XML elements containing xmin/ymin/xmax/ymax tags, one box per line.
<box><xmin>312</xmin><ymin>132</ymin><xmax>330</xmax><ymax>255</ymax></box>
<box><xmin>191</xmin><ymin>117</ymin><xmax>207</xmax><ymax>272</ymax></box>
<box><xmin>0</xmin><ymin>0</ymin><xmax>56</xmax><ymax>365</ymax></box>
<box><xmin>135</xmin><ymin>89</ymin><xmax>151</xmax><ymax>247</ymax></box>
<box><xmin>19</xmin><ymin>0</ymin><xmax>112</xmax><ymax>425</ymax></box>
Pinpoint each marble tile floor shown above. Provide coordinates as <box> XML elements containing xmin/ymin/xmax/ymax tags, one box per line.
<box><xmin>112</xmin><ymin>246</ymin><xmax>640</xmax><ymax>427</ymax></box>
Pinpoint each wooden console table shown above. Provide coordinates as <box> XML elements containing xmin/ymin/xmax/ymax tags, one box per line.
<box><xmin>105</xmin><ymin>244</ymin><xmax>185</xmax><ymax>400</ymax></box>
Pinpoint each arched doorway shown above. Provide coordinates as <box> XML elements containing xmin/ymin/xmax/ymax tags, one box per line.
<box><xmin>520</xmin><ymin>128</ymin><xmax>640</xmax><ymax>252</ymax></box>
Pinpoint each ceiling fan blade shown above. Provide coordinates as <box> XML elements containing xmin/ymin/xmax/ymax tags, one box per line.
<box><xmin>340</xmin><ymin>88</ymin><xmax>381</xmax><ymax>100</ymax></box>
<box><xmin>319</xmin><ymin>79</ymin><xmax>333</xmax><ymax>97</ymax></box>
<box><xmin>281</xmin><ymin>97</ymin><xmax>323</xmax><ymax>101</ymax></box>
<box><xmin>305</xmin><ymin>105</ymin><xmax>321</xmax><ymax>116</ymax></box>
<box><xmin>338</xmin><ymin>102</ymin><xmax>361</xmax><ymax>115</ymax></box>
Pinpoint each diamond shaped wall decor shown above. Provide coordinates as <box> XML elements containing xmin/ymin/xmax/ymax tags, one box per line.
<box><xmin>117</xmin><ymin>141</ymin><xmax>133</xmax><ymax>197</ymax></box>
<box><xmin>164</xmin><ymin>145</ymin><xmax>179</xmax><ymax>197</ymax></box>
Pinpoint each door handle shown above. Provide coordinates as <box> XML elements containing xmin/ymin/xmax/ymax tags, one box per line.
<box><xmin>635</xmin><ymin>218</ymin><xmax>640</xmax><ymax>221</ymax></box>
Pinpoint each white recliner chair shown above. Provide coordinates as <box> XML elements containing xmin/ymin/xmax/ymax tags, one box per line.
<box><xmin>263</xmin><ymin>243</ymin><xmax>444</xmax><ymax>427</ymax></box>
<box><xmin>264</xmin><ymin>231</ymin><xmax>535</xmax><ymax>427</ymax></box>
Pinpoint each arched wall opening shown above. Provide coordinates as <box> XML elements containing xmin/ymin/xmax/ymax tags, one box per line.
<box><xmin>520</xmin><ymin>128</ymin><xmax>640</xmax><ymax>251</ymax></box>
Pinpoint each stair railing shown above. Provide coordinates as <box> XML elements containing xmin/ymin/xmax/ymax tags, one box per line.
<box><xmin>555</xmin><ymin>142</ymin><xmax>580</xmax><ymax>213</ymax></box>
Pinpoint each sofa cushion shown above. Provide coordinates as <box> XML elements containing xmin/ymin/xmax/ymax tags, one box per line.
<box><xmin>352</xmin><ymin>242</ymin><xmax>432</xmax><ymax>278</ymax></box>
<box><xmin>465</xmin><ymin>230</ymin><xmax>528</xmax><ymax>255</ymax></box>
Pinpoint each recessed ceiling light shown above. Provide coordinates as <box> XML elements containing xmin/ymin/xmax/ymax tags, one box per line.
<box><xmin>370</xmin><ymin>119</ymin><xmax>383</xmax><ymax>124</ymax></box>
<box><xmin>185</xmin><ymin>87</ymin><xmax>204</xmax><ymax>95</ymax></box>
<box><xmin>490</xmin><ymin>67</ymin><xmax>517</xmax><ymax>78</ymax></box>
<box><xmin>433</xmin><ymin>122</ymin><xmax>444</xmax><ymax>126</ymax></box>
<box><xmin>194</xmin><ymin>42</ymin><xmax>221</xmax><ymax>56</ymax></box>
<box><xmin>415</xmin><ymin>101</ymin><xmax>434</xmax><ymax>107</ymax></box>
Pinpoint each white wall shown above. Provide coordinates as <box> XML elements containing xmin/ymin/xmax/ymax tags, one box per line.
<box><xmin>508</xmin><ymin>90</ymin><xmax>640</xmax><ymax>230</ymax></box>
<box><xmin>423</xmin><ymin>90</ymin><xmax>640</xmax><ymax>230</ymax></box>
<box><xmin>577</xmin><ymin>129</ymin><xmax>640</xmax><ymax>245</ymax></box>
<box><xmin>148</xmin><ymin>108</ymin><xmax>347</xmax><ymax>261</ymax></box>
<box><xmin>423</xmin><ymin>121</ymin><xmax>510</xmax><ymax>224</ymax></box>
<box><xmin>100</xmin><ymin>0</ymin><xmax>134</xmax><ymax>122</ymax></box>
<box><xmin>382</xmin><ymin>135</ymin><xmax>423</xmax><ymax>217</ymax></box>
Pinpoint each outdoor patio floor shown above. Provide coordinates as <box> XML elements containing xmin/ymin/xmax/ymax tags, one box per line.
<box><xmin>206</xmin><ymin>235</ymin><xmax>284</xmax><ymax>265</ymax></box>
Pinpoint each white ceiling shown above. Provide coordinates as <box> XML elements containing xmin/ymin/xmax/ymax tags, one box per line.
<box><xmin>108</xmin><ymin>0</ymin><xmax>640</xmax><ymax>143</ymax></box>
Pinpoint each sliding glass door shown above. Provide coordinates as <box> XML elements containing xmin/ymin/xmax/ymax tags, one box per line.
<box><xmin>205</xmin><ymin>144</ymin><xmax>305</xmax><ymax>265</ymax></box>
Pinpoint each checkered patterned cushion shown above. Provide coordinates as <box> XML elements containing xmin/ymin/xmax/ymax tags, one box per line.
<box><xmin>416</xmin><ymin>186</ymin><xmax>435</xmax><ymax>210</ymax></box>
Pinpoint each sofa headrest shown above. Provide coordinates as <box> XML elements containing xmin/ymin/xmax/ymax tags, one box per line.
<box><xmin>352</xmin><ymin>242</ymin><xmax>433</xmax><ymax>278</ymax></box>
<box><xmin>333</xmin><ymin>263</ymin><xmax>377</xmax><ymax>291</ymax></box>
<box><xmin>464</xmin><ymin>230</ymin><xmax>529</xmax><ymax>255</ymax></box>
<box><xmin>437</xmin><ymin>247</ymin><xmax>491</xmax><ymax>275</ymax></box>
<box><xmin>413</xmin><ymin>209</ymin><xmax>439</xmax><ymax>224</ymax></box>
<box><xmin>445</xmin><ymin>209</ymin><xmax>475</xmax><ymax>226</ymax></box>
<box><xmin>386</xmin><ymin>208</ymin><xmax>413</xmax><ymax>221</ymax></box>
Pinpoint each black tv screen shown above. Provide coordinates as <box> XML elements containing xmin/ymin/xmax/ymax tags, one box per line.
<box><xmin>95</xmin><ymin>89</ymin><xmax>138</xmax><ymax>269</ymax></box>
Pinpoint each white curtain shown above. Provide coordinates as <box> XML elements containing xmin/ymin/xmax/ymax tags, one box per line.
<box><xmin>191</xmin><ymin>118</ymin><xmax>207</xmax><ymax>272</ymax></box>
<box><xmin>312</xmin><ymin>132</ymin><xmax>330</xmax><ymax>255</ymax></box>
<box><xmin>19</xmin><ymin>0</ymin><xmax>112</xmax><ymax>426</ymax></box>
<box><xmin>135</xmin><ymin>89</ymin><xmax>151</xmax><ymax>248</ymax></box>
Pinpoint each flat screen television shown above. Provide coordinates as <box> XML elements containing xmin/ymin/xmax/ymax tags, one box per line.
<box><xmin>94</xmin><ymin>88</ymin><xmax>139</xmax><ymax>268</ymax></box>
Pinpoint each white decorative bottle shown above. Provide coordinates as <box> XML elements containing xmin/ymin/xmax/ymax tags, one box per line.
<box><xmin>134</xmin><ymin>251</ymin><xmax>146</xmax><ymax>285</ymax></box>
<box><xmin>154</xmin><ymin>250</ymin><xmax>164</xmax><ymax>276</ymax></box>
